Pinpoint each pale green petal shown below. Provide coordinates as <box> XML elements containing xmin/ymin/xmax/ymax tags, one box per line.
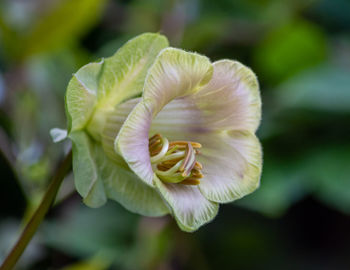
<box><xmin>116</xmin><ymin>48</ymin><xmax>213</xmax><ymax>185</ymax></box>
<box><xmin>154</xmin><ymin>175</ymin><xmax>219</xmax><ymax>232</ymax></box>
<box><xmin>115</xmin><ymin>102</ymin><xmax>154</xmax><ymax>186</ymax></box>
<box><xmin>70</xmin><ymin>131</ymin><xmax>107</xmax><ymax>207</ymax></box>
<box><xmin>66</xmin><ymin>33</ymin><xmax>168</xmax><ymax>136</ymax></box>
<box><xmin>66</xmin><ymin>33</ymin><xmax>170</xmax><ymax>213</ymax></box>
<box><xmin>96</xmin><ymin>33</ymin><xmax>169</xmax><ymax>109</ymax></box>
<box><xmin>102</xmin><ymin>98</ymin><xmax>140</xmax><ymax>164</ymax></box>
<box><xmin>70</xmin><ymin>130</ymin><xmax>169</xmax><ymax>215</ymax></box>
<box><xmin>198</xmin><ymin>131</ymin><xmax>262</xmax><ymax>203</ymax></box>
<box><xmin>143</xmin><ymin>47</ymin><xmax>213</xmax><ymax>114</ymax></box>
<box><xmin>95</xmin><ymin>145</ymin><xmax>169</xmax><ymax>217</ymax></box>
<box><xmin>66</xmin><ymin>61</ymin><xmax>102</xmax><ymax>132</ymax></box>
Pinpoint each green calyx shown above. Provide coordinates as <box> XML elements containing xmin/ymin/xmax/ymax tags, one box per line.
<box><xmin>64</xmin><ymin>33</ymin><xmax>170</xmax><ymax>215</ymax></box>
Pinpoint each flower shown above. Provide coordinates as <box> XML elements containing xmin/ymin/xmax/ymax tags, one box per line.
<box><xmin>64</xmin><ymin>33</ymin><xmax>172</xmax><ymax>216</ymax></box>
<box><xmin>64</xmin><ymin>32</ymin><xmax>262</xmax><ymax>232</ymax></box>
<box><xmin>104</xmin><ymin>48</ymin><xmax>262</xmax><ymax>231</ymax></box>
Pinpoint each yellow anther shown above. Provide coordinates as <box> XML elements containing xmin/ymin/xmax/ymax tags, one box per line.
<box><xmin>180</xmin><ymin>178</ymin><xmax>201</xmax><ymax>185</ymax></box>
<box><xmin>169</xmin><ymin>141</ymin><xmax>202</xmax><ymax>149</ymax></box>
<box><xmin>149</xmin><ymin>134</ymin><xmax>204</xmax><ymax>185</ymax></box>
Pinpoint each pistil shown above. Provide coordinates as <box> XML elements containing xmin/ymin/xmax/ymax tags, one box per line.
<box><xmin>149</xmin><ymin>134</ymin><xmax>203</xmax><ymax>185</ymax></box>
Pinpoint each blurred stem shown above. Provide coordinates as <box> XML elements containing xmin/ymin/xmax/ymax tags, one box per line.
<box><xmin>0</xmin><ymin>150</ymin><xmax>72</xmax><ymax>270</ymax></box>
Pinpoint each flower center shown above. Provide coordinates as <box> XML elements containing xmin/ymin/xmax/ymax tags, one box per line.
<box><xmin>149</xmin><ymin>134</ymin><xmax>203</xmax><ymax>185</ymax></box>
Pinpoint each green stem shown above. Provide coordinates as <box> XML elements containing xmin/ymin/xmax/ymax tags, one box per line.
<box><xmin>0</xmin><ymin>150</ymin><xmax>72</xmax><ymax>270</ymax></box>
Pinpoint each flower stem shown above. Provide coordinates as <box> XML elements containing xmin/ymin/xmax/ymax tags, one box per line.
<box><xmin>0</xmin><ymin>150</ymin><xmax>72</xmax><ymax>270</ymax></box>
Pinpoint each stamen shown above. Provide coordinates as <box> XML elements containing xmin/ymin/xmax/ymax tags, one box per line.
<box><xmin>149</xmin><ymin>140</ymin><xmax>161</xmax><ymax>151</ymax></box>
<box><xmin>191</xmin><ymin>171</ymin><xmax>204</xmax><ymax>179</ymax></box>
<box><xmin>156</xmin><ymin>160</ymin><xmax>183</xmax><ymax>176</ymax></box>
<box><xmin>169</xmin><ymin>141</ymin><xmax>202</xmax><ymax>149</ymax></box>
<box><xmin>149</xmin><ymin>133</ymin><xmax>161</xmax><ymax>143</ymax></box>
<box><xmin>194</xmin><ymin>161</ymin><xmax>203</xmax><ymax>170</ymax></box>
<box><xmin>149</xmin><ymin>134</ymin><xmax>203</xmax><ymax>186</ymax></box>
<box><xmin>179</xmin><ymin>143</ymin><xmax>193</xmax><ymax>172</ymax></box>
<box><xmin>184</xmin><ymin>154</ymin><xmax>196</xmax><ymax>176</ymax></box>
<box><xmin>160</xmin><ymin>151</ymin><xmax>185</xmax><ymax>162</ymax></box>
<box><xmin>180</xmin><ymin>178</ymin><xmax>201</xmax><ymax>185</ymax></box>
<box><xmin>150</xmin><ymin>137</ymin><xmax>169</xmax><ymax>163</ymax></box>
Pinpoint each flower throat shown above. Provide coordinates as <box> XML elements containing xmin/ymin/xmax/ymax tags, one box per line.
<box><xmin>149</xmin><ymin>134</ymin><xmax>203</xmax><ymax>185</ymax></box>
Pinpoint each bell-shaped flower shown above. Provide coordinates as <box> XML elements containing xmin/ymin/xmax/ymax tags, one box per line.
<box><xmin>64</xmin><ymin>33</ymin><xmax>172</xmax><ymax>216</ymax></box>
<box><xmin>104</xmin><ymin>48</ymin><xmax>262</xmax><ymax>231</ymax></box>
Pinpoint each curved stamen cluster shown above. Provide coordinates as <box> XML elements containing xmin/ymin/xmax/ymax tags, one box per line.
<box><xmin>149</xmin><ymin>134</ymin><xmax>203</xmax><ymax>185</ymax></box>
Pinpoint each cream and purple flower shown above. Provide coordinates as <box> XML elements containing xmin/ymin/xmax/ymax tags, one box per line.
<box><xmin>63</xmin><ymin>33</ymin><xmax>262</xmax><ymax>232</ymax></box>
<box><xmin>105</xmin><ymin>48</ymin><xmax>262</xmax><ymax>231</ymax></box>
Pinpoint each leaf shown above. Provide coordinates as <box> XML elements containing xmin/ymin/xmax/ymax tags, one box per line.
<box><xmin>61</xmin><ymin>253</ymin><xmax>112</xmax><ymax>270</ymax></box>
<box><xmin>253</xmin><ymin>20</ymin><xmax>327</xmax><ymax>83</ymax></box>
<box><xmin>42</xmin><ymin>201</ymin><xmax>138</xmax><ymax>260</ymax></box>
<box><xmin>20</xmin><ymin>0</ymin><xmax>107</xmax><ymax>59</ymax></box>
<box><xmin>306</xmin><ymin>145</ymin><xmax>350</xmax><ymax>214</ymax></box>
<box><xmin>239</xmin><ymin>144</ymin><xmax>350</xmax><ymax>216</ymax></box>
<box><xmin>237</xmin><ymin>157</ymin><xmax>308</xmax><ymax>217</ymax></box>
<box><xmin>276</xmin><ymin>65</ymin><xmax>350</xmax><ymax>112</ymax></box>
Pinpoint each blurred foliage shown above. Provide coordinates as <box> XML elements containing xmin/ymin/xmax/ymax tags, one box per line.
<box><xmin>254</xmin><ymin>20</ymin><xmax>327</xmax><ymax>83</ymax></box>
<box><xmin>0</xmin><ymin>0</ymin><xmax>350</xmax><ymax>269</ymax></box>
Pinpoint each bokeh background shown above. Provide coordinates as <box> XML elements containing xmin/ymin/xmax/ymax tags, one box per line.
<box><xmin>1</xmin><ymin>0</ymin><xmax>350</xmax><ymax>269</ymax></box>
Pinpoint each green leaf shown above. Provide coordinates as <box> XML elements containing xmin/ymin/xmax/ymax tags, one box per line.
<box><xmin>306</xmin><ymin>145</ymin><xmax>350</xmax><ymax>214</ymax></box>
<box><xmin>253</xmin><ymin>20</ymin><xmax>327</xmax><ymax>83</ymax></box>
<box><xmin>42</xmin><ymin>201</ymin><xmax>139</xmax><ymax>259</ymax></box>
<box><xmin>0</xmin><ymin>13</ymin><xmax>20</xmax><ymax>60</ymax></box>
<box><xmin>21</xmin><ymin>0</ymin><xmax>107</xmax><ymax>59</ymax></box>
<box><xmin>237</xmin><ymin>157</ymin><xmax>308</xmax><ymax>217</ymax></box>
<box><xmin>61</xmin><ymin>253</ymin><xmax>112</xmax><ymax>270</ymax></box>
<box><xmin>276</xmin><ymin>65</ymin><xmax>350</xmax><ymax>112</ymax></box>
<box><xmin>239</xmin><ymin>144</ymin><xmax>350</xmax><ymax>216</ymax></box>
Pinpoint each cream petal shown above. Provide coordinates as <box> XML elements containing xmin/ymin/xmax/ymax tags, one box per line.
<box><xmin>116</xmin><ymin>50</ymin><xmax>262</xmax><ymax>210</ymax></box>
<box><xmin>194</xmin><ymin>60</ymin><xmax>261</xmax><ymax>133</ymax></box>
<box><xmin>198</xmin><ymin>130</ymin><xmax>262</xmax><ymax>203</ymax></box>
<box><xmin>153</xmin><ymin>175</ymin><xmax>219</xmax><ymax>232</ymax></box>
<box><xmin>115</xmin><ymin>102</ymin><xmax>154</xmax><ymax>186</ymax></box>
<box><xmin>102</xmin><ymin>98</ymin><xmax>140</xmax><ymax>163</ymax></box>
<box><xmin>150</xmin><ymin>60</ymin><xmax>261</xmax><ymax>138</ymax></box>
<box><xmin>116</xmin><ymin>48</ymin><xmax>213</xmax><ymax>185</ymax></box>
<box><xmin>149</xmin><ymin>98</ymin><xmax>206</xmax><ymax>141</ymax></box>
<box><xmin>147</xmin><ymin>60</ymin><xmax>262</xmax><ymax>203</ymax></box>
<box><xmin>143</xmin><ymin>47</ymin><xmax>213</xmax><ymax>115</ymax></box>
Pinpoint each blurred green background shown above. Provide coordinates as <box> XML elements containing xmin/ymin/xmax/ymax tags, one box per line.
<box><xmin>0</xmin><ymin>0</ymin><xmax>350</xmax><ymax>269</ymax></box>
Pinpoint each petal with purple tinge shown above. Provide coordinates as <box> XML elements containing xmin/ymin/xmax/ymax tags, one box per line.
<box><xmin>154</xmin><ymin>175</ymin><xmax>219</xmax><ymax>232</ymax></box>
<box><xmin>198</xmin><ymin>130</ymin><xmax>262</xmax><ymax>203</ymax></box>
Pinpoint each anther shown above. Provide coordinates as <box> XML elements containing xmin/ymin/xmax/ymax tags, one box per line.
<box><xmin>149</xmin><ymin>134</ymin><xmax>204</xmax><ymax>185</ymax></box>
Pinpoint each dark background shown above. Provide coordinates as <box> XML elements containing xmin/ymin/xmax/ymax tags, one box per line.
<box><xmin>0</xmin><ymin>0</ymin><xmax>350</xmax><ymax>269</ymax></box>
